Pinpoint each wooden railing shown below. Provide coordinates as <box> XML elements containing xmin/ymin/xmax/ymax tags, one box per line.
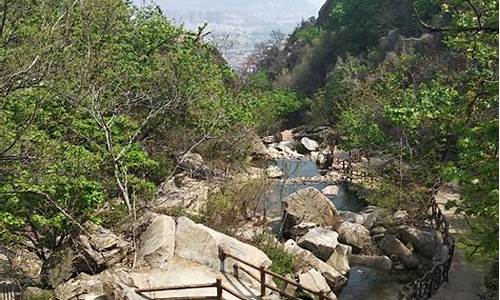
<box><xmin>399</xmin><ymin>182</ymin><xmax>455</xmax><ymax>300</ymax></box>
<box><xmin>0</xmin><ymin>281</ymin><xmax>19</xmax><ymax>300</ymax></box>
<box><xmin>219</xmin><ymin>247</ymin><xmax>336</xmax><ymax>300</ymax></box>
<box><xmin>135</xmin><ymin>279</ymin><xmax>248</xmax><ymax>300</ymax></box>
<box><xmin>135</xmin><ymin>248</ymin><xmax>336</xmax><ymax>300</ymax></box>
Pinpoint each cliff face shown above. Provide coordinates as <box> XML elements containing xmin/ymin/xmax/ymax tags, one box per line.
<box><xmin>316</xmin><ymin>0</ymin><xmax>335</xmax><ymax>26</ymax></box>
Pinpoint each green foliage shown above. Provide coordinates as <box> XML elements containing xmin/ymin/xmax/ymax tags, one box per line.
<box><xmin>202</xmin><ymin>177</ymin><xmax>272</xmax><ymax>233</ymax></box>
<box><xmin>318</xmin><ymin>0</ymin><xmax>499</xmax><ymax>263</ymax></box>
<box><xmin>0</xmin><ymin>0</ymin><xmax>305</xmax><ymax>268</ymax></box>
<box><xmin>253</xmin><ymin>233</ymin><xmax>295</xmax><ymax>287</ymax></box>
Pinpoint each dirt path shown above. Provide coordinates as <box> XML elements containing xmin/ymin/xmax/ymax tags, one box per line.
<box><xmin>431</xmin><ymin>185</ymin><xmax>484</xmax><ymax>300</ymax></box>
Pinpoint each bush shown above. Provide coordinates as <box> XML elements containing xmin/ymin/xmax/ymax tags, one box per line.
<box><xmin>202</xmin><ymin>177</ymin><xmax>271</xmax><ymax>234</ymax></box>
<box><xmin>253</xmin><ymin>233</ymin><xmax>295</xmax><ymax>288</ymax></box>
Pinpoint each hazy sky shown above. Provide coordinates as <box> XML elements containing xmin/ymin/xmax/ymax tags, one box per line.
<box><xmin>134</xmin><ymin>0</ymin><xmax>326</xmax><ymax>67</ymax></box>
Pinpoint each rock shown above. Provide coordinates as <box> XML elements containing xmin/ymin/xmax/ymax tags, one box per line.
<box><xmin>281</xmin><ymin>129</ymin><xmax>294</xmax><ymax>141</ymax></box>
<box><xmin>175</xmin><ymin>217</ymin><xmax>273</xmax><ymax>287</ymax></box>
<box><xmin>378</xmin><ymin>235</ymin><xmax>418</xmax><ymax>269</ymax></box>
<box><xmin>287</xmin><ymin>222</ymin><xmax>318</xmax><ymax>240</ymax></box>
<box><xmin>300</xmin><ymin>137</ymin><xmax>319</xmax><ymax>152</ymax></box>
<box><xmin>337</xmin><ymin>222</ymin><xmax>372</xmax><ymax>250</ymax></box>
<box><xmin>74</xmin><ymin>221</ymin><xmax>130</xmax><ymax>273</ymax></box>
<box><xmin>177</xmin><ymin>152</ymin><xmax>211</xmax><ymax>179</ymax></box>
<box><xmin>10</xmin><ymin>249</ymin><xmax>42</xmax><ymax>278</ymax></box>
<box><xmin>137</xmin><ymin>214</ymin><xmax>176</xmax><ymax>268</ymax></box>
<box><xmin>370</xmin><ymin>226</ymin><xmax>387</xmax><ymax>236</ymax></box>
<box><xmin>155</xmin><ymin>174</ymin><xmax>212</xmax><ymax>214</ymax></box>
<box><xmin>266</xmin><ymin>165</ymin><xmax>283</xmax><ymax>178</ymax></box>
<box><xmin>339</xmin><ymin>211</ymin><xmax>365</xmax><ymax>224</ymax></box>
<box><xmin>262</xmin><ymin>135</ymin><xmax>278</xmax><ymax>144</ymax></box>
<box><xmin>55</xmin><ymin>273</ymin><xmax>106</xmax><ymax>300</ymax></box>
<box><xmin>298</xmin><ymin>269</ymin><xmax>337</xmax><ymax>299</ymax></box>
<box><xmin>361</xmin><ymin>210</ymin><xmax>381</xmax><ymax>230</ymax></box>
<box><xmin>394</xmin><ymin>210</ymin><xmax>409</xmax><ymax>225</ymax></box>
<box><xmin>298</xmin><ymin>227</ymin><xmax>339</xmax><ymax>261</ymax></box>
<box><xmin>55</xmin><ymin>269</ymin><xmax>135</xmax><ymax>300</ymax></box>
<box><xmin>316</xmin><ymin>148</ymin><xmax>333</xmax><ymax>169</ymax></box>
<box><xmin>277</xmin><ymin>140</ymin><xmax>297</xmax><ymax>152</ymax></box>
<box><xmin>350</xmin><ymin>254</ymin><xmax>392</xmax><ymax>271</ymax></box>
<box><xmin>281</xmin><ymin>188</ymin><xmax>341</xmax><ymax>239</ymax></box>
<box><xmin>283</xmin><ymin>240</ymin><xmax>347</xmax><ymax>291</ymax></box>
<box><xmin>321</xmin><ymin>185</ymin><xmax>340</xmax><ymax>196</ymax></box>
<box><xmin>326</xmin><ymin>244</ymin><xmax>351</xmax><ymax>275</ymax></box>
<box><xmin>398</xmin><ymin>226</ymin><xmax>442</xmax><ymax>259</ymax></box>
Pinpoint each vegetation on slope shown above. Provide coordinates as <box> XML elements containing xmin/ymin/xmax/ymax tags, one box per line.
<box><xmin>0</xmin><ymin>0</ymin><xmax>304</xmax><ymax>279</ymax></box>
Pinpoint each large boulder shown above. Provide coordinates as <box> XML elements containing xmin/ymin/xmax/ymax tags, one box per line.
<box><xmin>300</xmin><ymin>137</ymin><xmax>319</xmax><ymax>152</ymax></box>
<box><xmin>283</xmin><ymin>240</ymin><xmax>347</xmax><ymax>291</ymax></box>
<box><xmin>326</xmin><ymin>244</ymin><xmax>351</xmax><ymax>275</ymax></box>
<box><xmin>298</xmin><ymin>227</ymin><xmax>339</xmax><ymax>261</ymax></box>
<box><xmin>298</xmin><ymin>269</ymin><xmax>337</xmax><ymax>300</ymax></box>
<box><xmin>398</xmin><ymin>226</ymin><xmax>442</xmax><ymax>259</ymax></box>
<box><xmin>175</xmin><ymin>217</ymin><xmax>272</xmax><ymax>287</ymax></box>
<box><xmin>337</xmin><ymin>221</ymin><xmax>371</xmax><ymax>250</ymax></box>
<box><xmin>281</xmin><ymin>188</ymin><xmax>340</xmax><ymax>238</ymax></box>
<box><xmin>155</xmin><ymin>174</ymin><xmax>212</xmax><ymax>214</ymax></box>
<box><xmin>378</xmin><ymin>235</ymin><xmax>419</xmax><ymax>269</ymax></box>
<box><xmin>136</xmin><ymin>214</ymin><xmax>176</xmax><ymax>268</ymax></box>
<box><xmin>74</xmin><ymin>221</ymin><xmax>131</xmax><ymax>274</ymax></box>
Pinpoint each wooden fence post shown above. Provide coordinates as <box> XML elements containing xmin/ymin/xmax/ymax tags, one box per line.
<box><xmin>259</xmin><ymin>265</ymin><xmax>266</xmax><ymax>297</ymax></box>
<box><xmin>216</xmin><ymin>278</ymin><xmax>223</xmax><ymax>300</ymax></box>
<box><xmin>218</xmin><ymin>247</ymin><xmax>226</xmax><ymax>273</ymax></box>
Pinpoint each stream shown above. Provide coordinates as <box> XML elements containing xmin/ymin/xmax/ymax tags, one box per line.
<box><xmin>265</xmin><ymin>158</ymin><xmax>402</xmax><ymax>300</ymax></box>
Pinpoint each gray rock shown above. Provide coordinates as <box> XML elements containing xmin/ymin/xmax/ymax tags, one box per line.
<box><xmin>282</xmin><ymin>188</ymin><xmax>341</xmax><ymax>239</ymax></box>
<box><xmin>398</xmin><ymin>226</ymin><xmax>442</xmax><ymax>259</ymax></box>
<box><xmin>177</xmin><ymin>152</ymin><xmax>211</xmax><ymax>179</ymax></box>
<box><xmin>394</xmin><ymin>210</ymin><xmax>409</xmax><ymax>225</ymax></box>
<box><xmin>350</xmin><ymin>254</ymin><xmax>392</xmax><ymax>271</ymax></box>
<box><xmin>337</xmin><ymin>221</ymin><xmax>372</xmax><ymax>250</ymax></box>
<box><xmin>155</xmin><ymin>174</ymin><xmax>212</xmax><ymax>214</ymax></box>
<box><xmin>378</xmin><ymin>235</ymin><xmax>418</xmax><ymax>269</ymax></box>
<box><xmin>283</xmin><ymin>240</ymin><xmax>347</xmax><ymax>292</ymax></box>
<box><xmin>137</xmin><ymin>214</ymin><xmax>176</xmax><ymax>268</ymax></box>
<box><xmin>298</xmin><ymin>269</ymin><xmax>337</xmax><ymax>300</ymax></box>
<box><xmin>298</xmin><ymin>227</ymin><xmax>339</xmax><ymax>261</ymax></box>
<box><xmin>370</xmin><ymin>226</ymin><xmax>387</xmax><ymax>236</ymax></box>
<box><xmin>300</xmin><ymin>137</ymin><xmax>319</xmax><ymax>151</ymax></box>
<box><xmin>262</xmin><ymin>135</ymin><xmax>278</xmax><ymax>144</ymax></box>
<box><xmin>175</xmin><ymin>217</ymin><xmax>273</xmax><ymax>287</ymax></box>
<box><xmin>321</xmin><ymin>185</ymin><xmax>340</xmax><ymax>196</ymax></box>
<box><xmin>339</xmin><ymin>211</ymin><xmax>365</xmax><ymax>224</ymax></box>
<box><xmin>266</xmin><ymin>165</ymin><xmax>283</xmax><ymax>178</ymax></box>
<box><xmin>287</xmin><ymin>222</ymin><xmax>318</xmax><ymax>240</ymax></box>
<box><xmin>74</xmin><ymin>221</ymin><xmax>131</xmax><ymax>273</ymax></box>
<box><xmin>361</xmin><ymin>210</ymin><xmax>381</xmax><ymax>230</ymax></box>
<box><xmin>326</xmin><ymin>244</ymin><xmax>351</xmax><ymax>275</ymax></box>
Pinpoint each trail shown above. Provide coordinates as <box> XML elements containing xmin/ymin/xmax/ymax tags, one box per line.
<box><xmin>431</xmin><ymin>185</ymin><xmax>483</xmax><ymax>300</ymax></box>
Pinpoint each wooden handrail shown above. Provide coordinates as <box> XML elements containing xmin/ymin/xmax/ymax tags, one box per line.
<box><xmin>220</xmin><ymin>248</ymin><xmax>335</xmax><ymax>300</ymax></box>
<box><xmin>136</xmin><ymin>278</ymin><xmax>233</xmax><ymax>300</ymax></box>
<box><xmin>136</xmin><ymin>282</ymin><xmax>217</xmax><ymax>293</ymax></box>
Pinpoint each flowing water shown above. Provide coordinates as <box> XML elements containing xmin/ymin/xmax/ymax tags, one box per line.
<box><xmin>265</xmin><ymin>158</ymin><xmax>402</xmax><ymax>300</ymax></box>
